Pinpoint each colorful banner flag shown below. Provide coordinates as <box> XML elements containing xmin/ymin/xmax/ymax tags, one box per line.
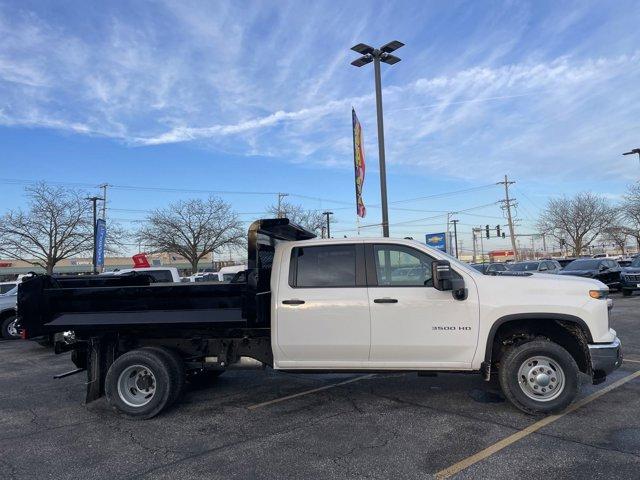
<box><xmin>352</xmin><ymin>108</ymin><xmax>366</xmax><ymax>218</ymax></box>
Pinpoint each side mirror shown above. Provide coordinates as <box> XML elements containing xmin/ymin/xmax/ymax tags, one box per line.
<box><xmin>599</xmin><ymin>264</ymin><xmax>608</xmax><ymax>271</ymax></box>
<box><xmin>432</xmin><ymin>260</ymin><xmax>452</xmax><ymax>291</ymax></box>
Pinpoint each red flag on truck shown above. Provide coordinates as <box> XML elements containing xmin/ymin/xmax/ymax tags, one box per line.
<box><xmin>352</xmin><ymin>108</ymin><xmax>366</xmax><ymax>218</ymax></box>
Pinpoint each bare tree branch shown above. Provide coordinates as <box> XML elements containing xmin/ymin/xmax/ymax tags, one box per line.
<box><xmin>135</xmin><ymin>197</ymin><xmax>244</xmax><ymax>274</ymax></box>
<box><xmin>537</xmin><ymin>192</ymin><xmax>617</xmax><ymax>256</ymax></box>
<box><xmin>266</xmin><ymin>201</ymin><xmax>325</xmax><ymax>235</ymax></box>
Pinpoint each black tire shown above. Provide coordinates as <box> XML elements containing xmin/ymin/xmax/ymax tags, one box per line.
<box><xmin>622</xmin><ymin>289</ymin><xmax>632</xmax><ymax>297</ymax></box>
<box><xmin>104</xmin><ymin>349</ymin><xmax>178</xmax><ymax>420</ymax></box>
<box><xmin>498</xmin><ymin>339</ymin><xmax>579</xmax><ymax>415</ymax></box>
<box><xmin>139</xmin><ymin>346</ymin><xmax>186</xmax><ymax>406</ymax></box>
<box><xmin>1</xmin><ymin>315</ymin><xmax>19</xmax><ymax>339</ymax></box>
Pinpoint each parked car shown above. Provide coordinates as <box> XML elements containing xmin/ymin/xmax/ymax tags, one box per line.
<box><xmin>0</xmin><ymin>286</ymin><xmax>18</xmax><ymax>339</ymax></box>
<box><xmin>470</xmin><ymin>263</ymin><xmax>510</xmax><ymax>275</ymax></box>
<box><xmin>556</xmin><ymin>258</ymin><xmax>576</xmax><ymax>269</ymax></box>
<box><xmin>17</xmin><ymin>218</ymin><xmax>621</xmax><ymax>419</ymax></box>
<box><xmin>620</xmin><ymin>256</ymin><xmax>640</xmax><ymax>296</ymax></box>
<box><xmin>0</xmin><ymin>281</ymin><xmax>18</xmax><ymax>295</ymax></box>
<box><xmin>509</xmin><ymin>260</ymin><xmax>562</xmax><ymax>274</ymax></box>
<box><xmin>559</xmin><ymin>258</ymin><xmax>622</xmax><ymax>290</ymax></box>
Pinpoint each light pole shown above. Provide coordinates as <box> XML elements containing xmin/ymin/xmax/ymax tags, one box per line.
<box><xmin>451</xmin><ymin>219</ymin><xmax>459</xmax><ymax>258</ymax></box>
<box><xmin>86</xmin><ymin>196</ymin><xmax>101</xmax><ymax>274</ymax></box>
<box><xmin>350</xmin><ymin>40</ymin><xmax>404</xmax><ymax>238</ymax></box>
<box><xmin>323</xmin><ymin>211</ymin><xmax>334</xmax><ymax>238</ymax></box>
<box><xmin>623</xmin><ymin>148</ymin><xmax>640</xmax><ymax>165</ymax></box>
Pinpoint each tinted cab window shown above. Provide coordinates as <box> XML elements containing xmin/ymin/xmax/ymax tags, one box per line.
<box><xmin>147</xmin><ymin>270</ymin><xmax>174</xmax><ymax>283</ymax></box>
<box><xmin>290</xmin><ymin>245</ymin><xmax>357</xmax><ymax>287</ymax></box>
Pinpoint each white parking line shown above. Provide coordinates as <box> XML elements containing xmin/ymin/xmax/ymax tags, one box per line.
<box><xmin>436</xmin><ymin>369</ymin><xmax>640</xmax><ymax>480</ymax></box>
<box><xmin>247</xmin><ymin>374</ymin><xmax>375</xmax><ymax>410</ymax></box>
<box><xmin>624</xmin><ymin>358</ymin><xmax>640</xmax><ymax>364</ymax></box>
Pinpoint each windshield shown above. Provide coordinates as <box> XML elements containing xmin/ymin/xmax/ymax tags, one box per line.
<box><xmin>564</xmin><ymin>259</ymin><xmax>601</xmax><ymax>270</ymax></box>
<box><xmin>509</xmin><ymin>262</ymin><xmax>539</xmax><ymax>271</ymax></box>
<box><xmin>3</xmin><ymin>286</ymin><xmax>18</xmax><ymax>296</ymax></box>
<box><xmin>631</xmin><ymin>257</ymin><xmax>640</xmax><ymax>268</ymax></box>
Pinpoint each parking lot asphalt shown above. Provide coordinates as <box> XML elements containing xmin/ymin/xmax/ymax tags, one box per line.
<box><xmin>1</xmin><ymin>295</ymin><xmax>639</xmax><ymax>479</ymax></box>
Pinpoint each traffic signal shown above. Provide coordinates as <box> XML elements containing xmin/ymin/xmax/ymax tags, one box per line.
<box><xmin>502</xmin><ymin>232</ymin><xmax>506</xmax><ymax>239</ymax></box>
<box><xmin>496</xmin><ymin>225</ymin><xmax>501</xmax><ymax>237</ymax></box>
<box><xmin>485</xmin><ymin>225</ymin><xmax>490</xmax><ymax>239</ymax></box>
<box><xmin>560</xmin><ymin>239</ymin><xmax>566</xmax><ymax>247</ymax></box>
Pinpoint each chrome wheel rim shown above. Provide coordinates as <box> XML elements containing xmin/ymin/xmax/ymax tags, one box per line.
<box><xmin>7</xmin><ymin>318</ymin><xmax>19</xmax><ymax>338</ymax></box>
<box><xmin>117</xmin><ymin>365</ymin><xmax>157</xmax><ymax>407</ymax></box>
<box><xmin>517</xmin><ymin>355</ymin><xmax>565</xmax><ymax>402</ymax></box>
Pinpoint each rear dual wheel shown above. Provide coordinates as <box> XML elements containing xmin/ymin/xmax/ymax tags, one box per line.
<box><xmin>105</xmin><ymin>348</ymin><xmax>184</xmax><ymax>420</ymax></box>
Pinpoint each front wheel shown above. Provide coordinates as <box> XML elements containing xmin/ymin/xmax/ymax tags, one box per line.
<box><xmin>1</xmin><ymin>315</ymin><xmax>20</xmax><ymax>339</ymax></box>
<box><xmin>498</xmin><ymin>339</ymin><xmax>579</xmax><ymax>415</ymax></box>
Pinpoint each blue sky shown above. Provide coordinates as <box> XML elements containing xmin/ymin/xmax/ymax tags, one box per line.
<box><xmin>1</xmin><ymin>0</ymin><xmax>639</xmax><ymax>255</ymax></box>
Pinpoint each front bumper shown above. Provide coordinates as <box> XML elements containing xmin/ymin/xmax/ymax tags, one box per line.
<box><xmin>589</xmin><ymin>337</ymin><xmax>622</xmax><ymax>383</ymax></box>
<box><xmin>620</xmin><ymin>276</ymin><xmax>640</xmax><ymax>290</ymax></box>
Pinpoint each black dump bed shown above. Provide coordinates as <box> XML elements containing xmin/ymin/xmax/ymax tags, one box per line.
<box><xmin>17</xmin><ymin>218</ymin><xmax>316</xmax><ymax>338</ymax></box>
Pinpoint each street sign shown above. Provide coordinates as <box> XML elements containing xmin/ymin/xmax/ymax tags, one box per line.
<box><xmin>425</xmin><ymin>232</ymin><xmax>447</xmax><ymax>252</ymax></box>
<box><xmin>95</xmin><ymin>219</ymin><xmax>107</xmax><ymax>268</ymax></box>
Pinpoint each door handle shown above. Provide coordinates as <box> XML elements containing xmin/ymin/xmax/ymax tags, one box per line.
<box><xmin>282</xmin><ymin>299</ymin><xmax>305</xmax><ymax>305</ymax></box>
<box><xmin>374</xmin><ymin>298</ymin><xmax>398</xmax><ymax>304</ymax></box>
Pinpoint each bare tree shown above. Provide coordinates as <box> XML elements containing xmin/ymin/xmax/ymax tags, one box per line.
<box><xmin>267</xmin><ymin>201</ymin><xmax>325</xmax><ymax>235</ymax></box>
<box><xmin>537</xmin><ymin>192</ymin><xmax>617</xmax><ymax>256</ymax></box>
<box><xmin>136</xmin><ymin>197</ymin><xmax>244</xmax><ymax>274</ymax></box>
<box><xmin>622</xmin><ymin>182</ymin><xmax>640</xmax><ymax>250</ymax></box>
<box><xmin>0</xmin><ymin>183</ymin><xmax>95</xmax><ymax>274</ymax></box>
<box><xmin>601</xmin><ymin>225</ymin><xmax>631</xmax><ymax>255</ymax></box>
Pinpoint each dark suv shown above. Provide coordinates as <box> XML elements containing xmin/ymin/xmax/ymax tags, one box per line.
<box><xmin>620</xmin><ymin>257</ymin><xmax>640</xmax><ymax>296</ymax></box>
<box><xmin>559</xmin><ymin>258</ymin><xmax>622</xmax><ymax>290</ymax></box>
<box><xmin>509</xmin><ymin>260</ymin><xmax>562</xmax><ymax>274</ymax></box>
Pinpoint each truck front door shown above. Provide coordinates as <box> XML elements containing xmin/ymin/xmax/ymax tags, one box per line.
<box><xmin>366</xmin><ymin>244</ymin><xmax>480</xmax><ymax>368</ymax></box>
<box><xmin>275</xmin><ymin>243</ymin><xmax>370</xmax><ymax>368</ymax></box>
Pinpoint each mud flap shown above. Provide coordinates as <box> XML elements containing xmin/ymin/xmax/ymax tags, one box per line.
<box><xmin>85</xmin><ymin>337</ymin><xmax>116</xmax><ymax>403</ymax></box>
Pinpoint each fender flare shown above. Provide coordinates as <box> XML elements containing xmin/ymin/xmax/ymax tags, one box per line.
<box><xmin>483</xmin><ymin>313</ymin><xmax>593</xmax><ymax>365</ymax></box>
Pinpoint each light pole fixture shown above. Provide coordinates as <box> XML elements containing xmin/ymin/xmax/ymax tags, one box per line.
<box><xmin>623</xmin><ymin>148</ymin><xmax>640</xmax><ymax>164</ymax></box>
<box><xmin>323</xmin><ymin>211</ymin><xmax>334</xmax><ymax>238</ymax></box>
<box><xmin>350</xmin><ymin>40</ymin><xmax>404</xmax><ymax>238</ymax></box>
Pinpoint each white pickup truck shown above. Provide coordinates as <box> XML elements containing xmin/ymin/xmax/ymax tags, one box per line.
<box><xmin>17</xmin><ymin>219</ymin><xmax>622</xmax><ymax>419</ymax></box>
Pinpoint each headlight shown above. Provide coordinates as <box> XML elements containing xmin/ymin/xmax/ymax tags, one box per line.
<box><xmin>589</xmin><ymin>289</ymin><xmax>609</xmax><ymax>299</ymax></box>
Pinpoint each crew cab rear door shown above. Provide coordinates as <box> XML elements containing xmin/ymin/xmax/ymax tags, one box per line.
<box><xmin>366</xmin><ymin>243</ymin><xmax>479</xmax><ymax>368</ymax></box>
<box><xmin>274</xmin><ymin>242</ymin><xmax>370</xmax><ymax>367</ymax></box>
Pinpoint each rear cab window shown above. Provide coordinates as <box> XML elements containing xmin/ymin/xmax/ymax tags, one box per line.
<box><xmin>289</xmin><ymin>244</ymin><xmax>364</xmax><ymax>287</ymax></box>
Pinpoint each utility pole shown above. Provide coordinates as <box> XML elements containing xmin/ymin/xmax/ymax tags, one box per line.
<box><xmin>86</xmin><ymin>196</ymin><xmax>101</xmax><ymax>274</ymax></box>
<box><xmin>350</xmin><ymin>41</ymin><xmax>404</xmax><ymax>237</ymax></box>
<box><xmin>497</xmin><ymin>174</ymin><xmax>519</xmax><ymax>261</ymax></box>
<box><xmin>99</xmin><ymin>183</ymin><xmax>109</xmax><ymax>220</ymax></box>
<box><xmin>323</xmin><ymin>211</ymin><xmax>334</xmax><ymax>238</ymax></box>
<box><xmin>277</xmin><ymin>193</ymin><xmax>288</xmax><ymax>218</ymax></box>
<box><xmin>451</xmin><ymin>219</ymin><xmax>459</xmax><ymax>258</ymax></box>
